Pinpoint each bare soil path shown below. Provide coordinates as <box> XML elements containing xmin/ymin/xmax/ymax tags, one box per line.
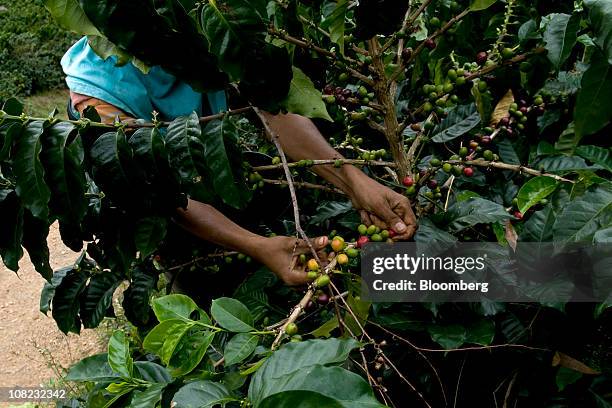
<box><xmin>0</xmin><ymin>223</ymin><xmax>105</xmax><ymax>394</ymax></box>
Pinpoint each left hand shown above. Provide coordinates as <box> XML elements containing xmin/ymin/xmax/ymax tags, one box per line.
<box><xmin>348</xmin><ymin>175</ymin><xmax>418</xmax><ymax>240</ymax></box>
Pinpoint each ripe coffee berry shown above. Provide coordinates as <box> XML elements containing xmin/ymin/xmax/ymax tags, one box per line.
<box><xmin>307</xmin><ymin>259</ymin><xmax>319</xmax><ymax>271</ymax></box>
<box><xmin>337</xmin><ymin>253</ymin><xmax>349</xmax><ymax>265</ymax></box>
<box><xmin>331</xmin><ymin>238</ymin><xmax>345</xmax><ymax>252</ymax></box>
<box><xmin>514</xmin><ymin>211</ymin><xmax>523</xmax><ymax>220</ymax></box>
<box><xmin>317</xmin><ymin>293</ymin><xmax>330</xmax><ymax>305</ymax></box>
<box><xmin>402</xmin><ymin>176</ymin><xmax>415</xmax><ymax>187</ymax></box>
<box><xmin>476</xmin><ymin>51</ymin><xmax>488</xmax><ymax>65</ymax></box>
<box><xmin>424</xmin><ymin>39</ymin><xmax>436</xmax><ymax>50</ymax></box>
<box><xmin>356</xmin><ymin>236</ymin><xmax>370</xmax><ymax>248</ymax></box>
<box><xmin>463</xmin><ymin>167</ymin><xmax>474</xmax><ymax>177</ymax></box>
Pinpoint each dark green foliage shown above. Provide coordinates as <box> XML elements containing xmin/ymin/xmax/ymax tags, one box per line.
<box><xmin>0</xmin><ymin>0</ymin><xmax>76</xmax><ymax>100</ymax></box>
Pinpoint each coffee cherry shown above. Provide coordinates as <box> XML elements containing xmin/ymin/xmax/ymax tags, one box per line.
<box><xmin>534</xmin><ymin>97</ymin><xmax>544</xmax><ymax>106</ymax></box>
<box><xmin>428</xmin><ymin>179</ymin><xmax>438</xmax><ymax>189</ymax></box>
<box><xmin>307</xmin><ymin>271</ymin><xmax>319</xmax><ymax>280</ymax></box>
<box><xmin>430</xmin><ymin>158</ymin><xmax>441</xmax><ymax>167</ymax></box>
<box><xmin>346</xmin><ymin>248</ymin><xmax>359</xmax><ymax>258</ymax></box>
<box><xmin>356</xmin><ymin>236</ymin><xmax>370</xmax><ymax>248</ymax></box>
<box><xmin>483</xmin><ymin>150</ymin><xmax>494</xmax><ymax>160</ymax></box>
<box><xmin>498</xmin><ymin>117</ymin><xmax>510</xmax><ymax>127</ymax></box>
<box><xmin>405</xmin><ymin>185</ymin><xmax>417</xmax><ymax>196</ymax></box>
<box><xmin>469</xmin><ymin>140</ymin><xmax>479</xmax><ymax>149</ymax></box>
<box><xmin>459</xmin><ymin>146</ymin><xmax>469</xmax><ymax>157</ymax></box>
<box><xmin>370</xmin><ymin>233</ymin><xmax>382</xmax><ymax>242</ymax></box>
<box><xmin>380</xmin><ymin>230</ymin><xmax>390</xmax><ymax>239</ymax></box>
<box><xmin>317</xmin><ymin>293</ymin><xmax>330</xmax><ymax>305</ymax></box>
<box><xmin>443</xmin><ymin>83</ymin><xmax>454</xmax><ymax>93</ymax></box>
<box><xmin>442</xmin><ymin>163</ymin><xmax>453</xmax><ymax>173</ymax></box>
<box><xmin>285</xmin><ymin>322</ymin><xmax>298</xmax><ymax>335</ymax></box>
<box><xmin>478</xmin><ymin>80</ymin><xmax>488</xmax><ymax>91</ymax></box>
<box><xmin>331</xmin><ymin>238</ymin><xmax>345</xmax><ymax>252</ymax></box>
<box><xmin>367</xmin><ymin>224</ymin><xmax>377</xmax><ymax>235</ymax></box>
<box><xmin>315</xmin><ymin>275</ymin><xmax>331</xmax><ymax>288</ymax></box>
<box><xmin>423</xmin><ymin>101</ymin><xmax>434</xmax><ymax>112</ymax></box>
<box><xmin>452</xmin><ymin>165</ymin><xmax>464</xmax><ymax>176</ymax></box>
<box><xmin>401</xmin><ymin>47</ymin><xmax>412</xmax><ymax>60</ymax></box>
<box><xmin>476</xmin><ymin>51</ymin><xmax>488</xmax><ymax>65</ymax></box>
<box><xmin>358</xmin><ymin>224</ymin><xmax>368</xmax><ymax>235</ymax></box>
<box><xmin>424</xmin><ymin>39</ymin><xmax>436</xmax><ymax>50</ymax></box>
<box><xmin>455</xmin><ymin>76</ymin><xmax>466</xmax><ymax>86</ymax></box>
<box><xmin>337</xmin><ymin>253</ymin><xmax>349</xmax><ymax>265</ymax></box>
<box><xmin>448</xmin><ymin>69</ymin><xmax>458</xmax><ymax>81</ymax></box>
<box><xmin>307</xmin><ymin>259</ymin><xmax>319</xmax><ymax>271</ymax></box>
<box><xmin>501</xmin><ymin>47</ymin><xmax>515</xmax><ymax>59</ymax></box>
<box><xmin>463</xmin><ymin>167</ymin><xmax>474</xmax><ymax>177</ymax></box>
<box><xmin>429</xmin><ymin>17</ymin><xmax>441</xmax><ymax>27</ymax></box>
<box><xmin>338</xmin><ymin>72</ymin><xmax>349</xmax><ymax>82</ymax></box>
<box><xmin>402</xmin><ymin>176</ymin><xmax>415</xmax><ymax>187</ymax></box>
<box><xmin>481</xmin><ymin>136</ymin><xmax>491</xmax><ymax>144</ymax></box>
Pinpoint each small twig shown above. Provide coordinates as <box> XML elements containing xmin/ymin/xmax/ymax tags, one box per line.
<box><xmin>262</xmin><ymin>178</ymin><xmax>345</xmax><ymax>194</ymax></box>
<box><xmin>465</xmin><ymin>48</ymin><xmax>547</xmax><ymax>81</ymax></box>
<box><xmin>453</xmin><ymin>356</ymin><xmax>467</xmax><ymax>408</ymax></box>
<box><xmin>252</xmin><ymin>158</ymin><xmax>396</xmax><ymax>172</ymax></box>
<box><xmin>453</xmin><ymin>159</ymin><xmax>575</xmax><ymax>183</ymax></box>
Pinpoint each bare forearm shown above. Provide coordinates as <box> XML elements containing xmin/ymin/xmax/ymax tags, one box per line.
<box><xmin>262</xmin><ymin>112</ymin><xmax>366</xmax><ymax>195</ymax></box>
<box><xmin>175</xmin><ymin>199</ymin><xmax>266</xmax><ymax>260</ymax></box>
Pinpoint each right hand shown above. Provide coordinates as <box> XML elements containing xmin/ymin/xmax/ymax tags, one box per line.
<box><xmin>256</xmin><ymin>235</ymin><xmax>329</xmax><ymax>286</ymax></box>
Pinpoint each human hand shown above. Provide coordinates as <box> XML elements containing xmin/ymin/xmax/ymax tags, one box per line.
<box><xmin>349</xmin><ymin>176</ymin><xmax>418</xmax><ymax>240</ymax></box>
<box><xmin>256</xmin><ymin>235</ymin><xmax>329</xmax><ymax>286</ymax></box>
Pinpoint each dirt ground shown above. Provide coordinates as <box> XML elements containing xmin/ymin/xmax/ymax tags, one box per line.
<box><xmin>0</xmin><ymin>223</ymin><xmax>105</xmax><ymax>393</ymax></box>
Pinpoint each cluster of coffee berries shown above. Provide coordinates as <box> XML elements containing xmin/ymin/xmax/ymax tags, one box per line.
<box><xmin>360</xmin><ymin>149</ymin><xmax>387</xmax><ymax>161</ymax></box>
<box><xmin>356</xmin><ymin>224</ymin><xmax>394</xmax><ymax>246</ymax></box>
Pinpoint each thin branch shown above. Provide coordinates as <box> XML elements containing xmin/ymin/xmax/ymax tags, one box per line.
<box><xmin>252</xmin><ymin>158</ymin><xmax>396</xmax><ymax>172</ymax></box>
<box><xmin>454</xmin><ymin>159</ymin><xmax>575</xmax><ymax>183</ymax></box>
<box><xmin>465</xmin><ymin>48</ymin><xmax>547</xmax><ymax>81</ymax></box>
<box><xmin>262</xmin><ymin>178</ymin><xmax>345</xmax><ymax>194</ymax></box>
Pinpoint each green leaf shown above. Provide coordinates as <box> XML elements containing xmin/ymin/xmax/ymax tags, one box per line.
<box><xmin>40</xmin><ymin>122</ymin><xmax>87</xmax><ymax>251</ymax></box>
<box><xmin>584</xmin><ymin>0</ymin><xmax>612</xmax><ymax>64</ymax></box>
<box><xmin>428</xmin><ymin>324</ymin><xmax>467</xmax><ymax>349</ymax></box>
<box><xmin>224</xmin><ymin>333</ymin><xmax>258</xmax><ymax>366</ymax></box>
<box><xmin>90</xmin><ymin>130</ymin><xmax>142</xmax><ymax>206</ymax></box>
<box><xmin>465</xmin><ymin>319</ymin><xmax>495</xmax><ymax>346</ymax></box>
<box><xmin>108</xmin><ymin>330</ymin><xmax>133</xmax><ymax>378</ymax></box>
<box><xmin>133</xmin><ymin>361</ymin><xmax>172</xmax><ymax>383</ymax></box>
<box><xmin>556</xmin><ymin>367</ymin><xmax>583</xmax><ymax>391</ymax></box>
<box><xmin>168</xmin><ymin>329</ymin><xmax>215</xmax><ymax>376</ymax></box>
<box><xmin>22</xmin><ymin>209</ymin><xmax>53</xmax><ymax>280</ymax></box>
<box><xmin>553</xmin><ymin>182</ymin><xmax>612</xmax><ymax>242</ymax></box>
<box><xmin>201</xmin><ymin>118</ymin><xmax>252</xmax><ymax>208</ymax></box>
<box><xmin>496</xmin><ymin>139</ymin><xmax>520</xmax><ymax>165</ymax></box>
<box><xmin>130</xmin><ymin>383</ymin><xmax>165</xmax><ymax>408</ymax></box>
<box><xmin>40</xmin><ymin>266</ymin><xmax>71</xmax><ymax>314</ymax></box>
<box><xmin>160</xmin><ymin>322</ymin><xmax>193</xmax><ymax>365</ymax></box>
<box><xmin>469</xmin><ymin>0</ymin><xmax>498</xmax><ymax>11</ymax></box>
<box><xmin>259</xmin><ymin>391</ymin><xmax>344</xmax><ymax>408</ymax></box>
<box><xmin>134</xmin><ymin>217</ymin><xmax>167</xmax><ymax>258</ymax></box>
<box><xmin>13</xmin><ymin>121</ymin><xmax>51</xmax><ymax>220</ymax></box>
<box><xmin>0</xmin><ymin>191</ymin><xmax>23</xmax><ymax>272</ymax></box>
<box><xmin>249</xmin><ymin>338</ymin><xmax>359</xmax><ymax>406</ymax></box>
<box><xmin>286</xmin><ymin>67</ymin><xmax>333</xmax><ymax>121</ymax></box>
<box><xmin>258</xmin><ymin>365</ymin><xmax>384</xmax><ymax>408</ymax></box>
<box><xmin>143</xmin><ymin>319</ymin><xmax>186</xmax><ymax>356</ymax></box>
<box><xmin>536</xmin><ymin>155</ymin><xmax>593</xmax><ymax>173</ymax></box>
<box><xmin>42</xmin><ymin>0</ymin><xmax>101</xmax><ymax>35</ymax></box>
<box><xmin>80</xmin><ymin>271</ymin><xmax>123</xmax><ymax>329</ymax></box>
<box><xmin>471</xmin><ymin>84</ymin><xmax>494</xmax><ymax>124</ymax></box>
<box><xmin>164</xmin><ymin>113</ymin><xmax>214</xmax><ymax>202</ymax></box>
<box><xmin>122</xmin><ymin>265</ymin><xmax>159</xmax><ymax>327</ymax></box>
<box><xmin>521</xmin><ymin>204</ymin><xmax>556</xmax><ymax>242</ymax></box>
<box><xmin>0</xmin><ymin>123</ymin><xmax>22</xmax><ymax>162</ymax></box>
<box><xmin>594</xmin><ymin>227</ymin><xmax>612</xmax><ymax>243</ymax></box>
<box><xmin>199</xmin><ymin>0</ymin><xmax>268</xmax><ymax>80</ymax></box>
<box><xmin>152</xmin><ymin>294</ymin><xmax>210</xmax><ymax>323</ymax></box>
<box><xmin>576</xmin><ymin>145</ymin><xmax>612</xmax><ymax>172</ymax></box>
<box><xmin>308</xmin><ymin>201</ymin><xmax>353</xmax><ymax>225</ymax></box>
<box><xmin>541</xmin><ymin>13</ymin><xmax>580</xmax><ymax>69</ymax></box>
<box><xmin>517</xmin><ymin>177</ymin><xmax>558</xmax><ymax>214</ymax></box>
<box><xmin>65</xmin><ymin>353</ymin><xmax>118</xmax><ymax>382</ymax></box>
<box><xmin>321</xmin><ymin>0</ymin><xmax>348</xmax><ymax>55</ymax></box>
<box><xmin>172</xmin><ymin>381</ymin><xmax>236</xmax><ymax>408</ymax></box>
<box><xmin>431</xmin><ymin>104</ymin><xmax>481</xmax><ymax>143</ymax></box>
<box><xmin>415</xmin><ymin>218</ymin><xmax>458</xmax><ymax>255</ymax></box>
<box><xmin>51</xmin><ymin>267</ymin><xmax>89</xmax><ymax>334</ymax></box>
<box><xmin>446</xmin><ymin>197</ymin><xmax>512</xmax><ymax>232</ymax></box>
<box><xmin>211</xmin><ymin>297</ymin><xmax>254</xmax><ymax>332</ymax></box>
<box><xmin>574</xmin><ymin>51</ymin><xmax>612</xmax><ymax>138</ymax></box>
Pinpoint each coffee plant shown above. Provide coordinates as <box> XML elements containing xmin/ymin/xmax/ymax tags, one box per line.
<box><xmin>0</xmin><ymin>0</ymin><xmax>611</xmax><ymax>406</ymax></box>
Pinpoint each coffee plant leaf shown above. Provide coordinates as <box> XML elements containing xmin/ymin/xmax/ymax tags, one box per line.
<box><xmin>0</xmin><ymin>191</ymin><xmax>23</xmax><ymax>272</ymax></box>
<box><xmin>79</xmin><ymin>270</ymin><xmax>123</xmax><ymax>329</ymax></box>
<box><xmin>51</xmin><ymin>265</ymin><xmax>90</xmax><ymax>334</ymax></box>
<box><xmin>108</xmin><ymin>330</ymin><xmax>134</xmax><ymax>378</ymax></box>
<box><xmin>152</xmin><ymin>294</ymin><xmax>210</xmax><ymax>323</ymax></box>
<box><xmin>520</xmin><ymin>204</ymin><xmax>556</xmax><ymax>242</ymax></box>
<box><xmin>249</xmin><ymin>338</ymin><xmax>359</xmax><ymax>405</ymax></box>
<box><xmin>211</xmin><ymin>297</ymin><xmax>255</xmax><ymax>332</ymax></box>
<box><xmin>130</xmin><ymin>383</ymin><xmax>165</xmax><ymax>408</ymax></box>
<box><xmin>445</xmin><ymin>197</ymin><xmax>512</xmax><ymax>232</ymax></box>
<box><xmin>541</xmin><ymin>13</ymin><xmax>580</xmax><ymax>69</ymax></box>
<box><xmin>258</xmin><ymin>390</ymin><xmax>344</xmax><ymax>408</ymax></box>
<box><xmin>286</xmin><ymin>67</ymin><xmax>333</xmax><ymax>122</ymax></box>
<box><xmin>258</xmin><ymin>365</ymin><xmax>385</xmax><ymax>408</ymax></box>
<box><xmin>21</xmin><ymin>209</ymin><xmax>52</xmax><ymax>280</ymax></box>
<box><xmin>168</xmin><ymin>328</ymin><xmax>215</xmax><ymax>376</ymax></box>
<box><xmin>134</xmin><ymin>217</ymin><xmax>168</xmax><ymax>259</ymax></box>
<box><xmin>517</xmin><ymin>176</ymin><xmax>559</xmax><ymax>214</ymax></box>
<box><xmin>143</xmin><ymin>319</ymin><xmax>186</xmax><ymax>356</ymax></box>
<box><xmin>470</xmin><ymin>0</ymin><xmax>498</xmax><ymax>11</ymax></box>
<box><xmin>431</xmin><ymin>104</ymin><xmax>481</xmax><ymax>143</ymax></box>
<box><xmin>552</xmin><ymin>182</ymin><xmax>612</xmax><ymax>243</ymax></box>
<box><xmin>224</xmin><ymin>333</ymin><xmax>259</xmax><ymax>366</ymax></box>
<box><xmin>122</xmin><ymin>265</ymin><xmax>159</xmax><ymax>327</ymax></box>
<box><xmin>201</xmin><ymin>117</ymin><xmax>252</xmax><ymax>209</ymax></box>
<box><xmin>584</xmin><ymin>0</ymin><xmax>612</xmax><ymax>64</ymax></box>
<box><xmin>133</xmin><ymin>361</ymin><xmax>172</xmax><ymax>383</ymax></box>
<box><xmin>576</xmin><ymin>145</ymin><xmax>612</xmax><ymax>172</ymax></box>
<box><xmin>172</xmin><ymin>380</ymin><xmax>236</xmax><ymax>408</ymax></box>
<box><xmin>65</xmin><ymin>353</ymin><xmax>118</xmax><ymax>382</ymax></box>
<box><xmin>14</xmin><ymin>121</ymin><xmax>51</xmax><ymax>220</ymax></box>
<box><xmin>43</xmin><ymin>0</ymin><xmax>101</xmax><ymax>36</ymax></box>
<box><xmin>574</xmin><ymin>51</ymin><xmax>612</xmax><ymax>138</ymax></box>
